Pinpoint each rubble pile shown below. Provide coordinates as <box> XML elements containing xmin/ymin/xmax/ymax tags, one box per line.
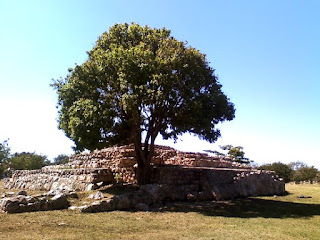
<box><xmin>3</xmin><ymin>144</ymin><xmax>285</xmax><ymax>213</ymax></box>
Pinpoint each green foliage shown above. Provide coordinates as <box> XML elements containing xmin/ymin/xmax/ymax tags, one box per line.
<box><xmin>222</xmin><ymin>145</ymin><xmax>250</xmax><ymax>164</ymax></box>
<box><xmin>0</xmin><ymin>139</ymin><xmax>10</xmax><ymax>178</ymax></box>
<box><xmin>259</xmin><ymin>161</ymin><xmax>319</xmax><ymax>183</ymax></box>
<box><xmin>10</xmin><ymin>152</ymin><xmax>48</xmax><ymax>170</ymax></box>
<box><xmin>288</xmin><ymin>161</ymin><xmax>307</xmax><ymax>171</ymax></box>
<box><xmin>0</xmin><ymin>140</ymin><xmax>10</xmax><ymax>162</ymax></box>
<box><xmin>52</xmin><ymin>22</ymin><xmax>235</xmax><ymax>151</ymax></box>
<box><xmin>259</xmin><ymin>162</ymin><xmax>293</xmax><ymax>183</ymax></box>
<box><xmin>53</xmin><ymin>154</ymin><xmax>69</xmax><ymax>165</ymax></box>
<box><xmin>291</xmin><ymin>165</ymin><xmax>318</xmax><ymax>183</ymax></box>
<box><xmin>52</xmin><ymin>23</ymin><xmax>235</xmax><ymax>184</ymax></box>
<box><xmin>206</xmin><ymin>145</ymin><xmax>250</xmax><ymax>164</ymax></box>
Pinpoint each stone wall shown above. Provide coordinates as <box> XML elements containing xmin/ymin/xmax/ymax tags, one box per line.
<box><xmin>4</xmin><ymin>168</ymin><xmax>114</xmax><ymax>191</ymax></box>
<box><xmin>151</xmin><ymin>166</ymin><xmax>284</xmax><ymax>200</ymax></box>
<box><xmin>0</xmin><ymin>191</ymin><xmax>72</xmax><ymax>213</ymax></box>
<box><xmin>67</xmin><ymin>144</ymin><xmax>250</xmax><ymax>170</ymax></box>
<box><xmin>3</xmin><ymin>144</ymin><xmax>285</xmax><ymax>201</ymax></box>
<box><xmin>63</xmin><ymin>144</ymin><xmax>251</xmax><ymax>185</ymax></box>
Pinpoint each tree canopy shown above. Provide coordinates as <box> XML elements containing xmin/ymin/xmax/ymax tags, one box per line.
<box><xmin>0</xmin><ymin>140</ymin><xmax>51</xmax><ymax>177</ymax></box>
<box><xmin>288</xmin><ymin>162</ymin><xmax>318</xmax><ymax>183</ymax></box>
<box><xmin>10</xmin><ymin>152</ymin><xmax>49</xmax><ymax>170</ymax></box>
<box><xmin>52</xmin><ymin>23</ymin><xmax>235</xmax><ymax>184</ymax></box>
<box><xmin>53</xmin><ymin>154</ymin><xmax>69</xmax><ymax>165</ymax></box>
<box><xmin>259</xmin><ymin>162</ymin><xmax>293</xmax><ymax>183</ymax></box>
<box><xmin>259</xmin><ymin>161</ymin><xmax>319</xmax><ymax>183</ymax></box>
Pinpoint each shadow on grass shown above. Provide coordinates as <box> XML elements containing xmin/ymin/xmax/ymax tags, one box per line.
<box><xmin>88</xmin><ymin>183</ymin><xmax>319</xmax><ymax>219</ymax></box>
<box><xmin>100</xmin><ymin>184</ymin><xmax>138</xmax><ymax>196</ymax></box>
<box><xmin>157</xmin><ymin>197</ymin><xmax>320</xmax><ymax>219</ymax></box>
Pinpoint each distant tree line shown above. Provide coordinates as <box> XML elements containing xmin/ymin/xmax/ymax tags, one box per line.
<box><xmin>259</xmin><ymin>161</ymin><xmax>319</xmax><ymax>183</ymax></box>
<box><xmin>207</xmin><ymin>145</ymin><xmax>319</xmax><ymax>183</ymax></box>
<box><xmin>1</xmin><ymin>139</ymin><xmax>318</xmax><ymax>183</ymax></box>
<box><xmin>0</xmin><ymin>139</ymin><xmax>69</xmax><ymax>178</ymax></box>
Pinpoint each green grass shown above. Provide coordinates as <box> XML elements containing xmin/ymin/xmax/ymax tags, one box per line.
<box><xmin>1</xmin><ymin>182</ymin><xmax>320</xmax><ymax>239</ymax></box>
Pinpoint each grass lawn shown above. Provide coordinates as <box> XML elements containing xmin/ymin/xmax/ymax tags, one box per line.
<box><xmin>1</xmin><ymin>182</ymin><xmax>320</xmax><ymax>239</ymax></box>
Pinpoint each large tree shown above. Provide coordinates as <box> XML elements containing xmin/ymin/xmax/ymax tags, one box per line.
<box><xmin>52</xmin><ymin>23</ymin><xmax>235</xmax><ymax>184</ymax></box>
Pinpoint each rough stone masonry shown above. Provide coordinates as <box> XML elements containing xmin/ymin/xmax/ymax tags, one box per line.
<box><xmin>3</xmin><ymin>144</ymin><xmax>285</xmax><ymax>205</ymax></box>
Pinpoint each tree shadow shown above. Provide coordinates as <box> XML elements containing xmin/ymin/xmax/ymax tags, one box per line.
<box><xmin>100</xmin><ymin>183</ymin><xmax>138</xmax><ymax>196</ymax></box>
<box><xmin>154</xmin><ymin>197</ymin><xmax>320</xmax><ymax>219</ymax></box>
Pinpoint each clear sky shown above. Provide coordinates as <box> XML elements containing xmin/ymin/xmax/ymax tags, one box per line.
<box><xmin>0</xmin><ymin>0</ymin><xmax>319</xmax><ymax>167</ymax></box>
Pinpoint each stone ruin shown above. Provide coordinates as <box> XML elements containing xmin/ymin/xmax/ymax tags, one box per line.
<box><xmin>2</xmin><ymin>144</ymin><xmax>285</xmax><ymax>213</ymax></box>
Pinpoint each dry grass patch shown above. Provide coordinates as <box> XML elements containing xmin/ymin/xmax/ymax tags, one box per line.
<box><xmin>0</xmin><ymin>182</ymin><xmax>320</xmax><ymax>239</ymax></box>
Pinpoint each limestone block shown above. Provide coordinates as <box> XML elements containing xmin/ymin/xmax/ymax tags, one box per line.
<box><xmin>88</xmin><ymin>191</ymin><xmax>104</xmax><ymax>200</ymax></box>
<box><xmin>51</xmin><ymin>194</ymin><xmax>69</xmax><ymax>210</ymax></box>
<box><xmin>1</xmin><ymin>198</ymin><xmax>20</xmax><ymax>213</ymax></box>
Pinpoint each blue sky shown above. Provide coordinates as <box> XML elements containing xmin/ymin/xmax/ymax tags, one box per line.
<box><xmin>0</xmin><ymin>0</ymin><xmax>319</xmax><ymax>167</ymax></box>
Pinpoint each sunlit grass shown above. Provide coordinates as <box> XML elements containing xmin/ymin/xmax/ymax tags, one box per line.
<box><xmin>0</xmin><ymin>182</ymin><xmax>320</xmax><ymax>239</ymax></box>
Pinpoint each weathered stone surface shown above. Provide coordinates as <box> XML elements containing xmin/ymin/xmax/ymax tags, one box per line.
<box><xmin>1</xmin><ymin>192</ymin><xmax>15</xmax><ymax>198</ymax></box>
<box><xmin>100</xmin><ymin>199</ymin><xmax>116</xmax><ymax>211</ymax></box>
<box><xmin>86</xmin><ymin>183</ymin><xmax>96</xmax><ymax>191</ymax></box>
<box><xmin>17</xmin><ymin>190</ymin><xmax>27</xmax><ymax>196</ymax></box>
<box><xmin>51</xmin><ymin>194</ymin><xmax>69</xmax><ymax>210</ymax></box>
<box><xmin>3</xmin><ymin>144</ymin><xmax>285</xmax><ymax>206</ymax></box>
<box><xmin>88</xmin><ymin>191</ymin><xmax>104</xmax><ymax>200</ymax></box>
<box><xmin>68</xmin><ymin>206</ymin><xmax>79</xmax><ymax>211</ymax></box>
<box><xmin>68</xmin><ymin>192</ymin><xmax>78</xmax><ymax>199</ymax></box>
<box><xmin>0</xmin><ymin>198</ymin><xmax>20</xmax><ymax>213</ymax></box>
<box><xmin>140</xmin><ymin>184</ymin><xmax>165</xmax><ymax>203</ymax></box>
<box><xmin>4</xmin><ymin>168</ymin><xmax>113</xmax><ymax>192</ymax></box>
<box><xmin>67</xmin><ymin>144</ymin><xmax>247</xmax><ymax>170</ymax></box>
<box><xmin>79</xmin><ymin>205</ymin><xmax>93</xmax><ymax>213</ymax></box>
<box><xmin>0</xmin><ymin>192</ymin><xmax>70</xmax><ymax>213</ymax></box>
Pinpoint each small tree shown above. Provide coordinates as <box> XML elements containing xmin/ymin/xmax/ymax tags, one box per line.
<box><xmin>52</xmin><ymin>23</ymin><xmax>235</xmax><ymax>184</ymax></box>
<box><xmin>53</xmin><ymin>154</ymin><xmax>69</xmax><ymax>165</ymax></box>
<box><xmin>205</xmin><ymin>145</ymin><xmax>250</xmax><ymax>164</ymax></box>
<box><xmin>10</xmin><ymin>152</ymin><xmax>48</xmax><ymax>170</ymax></box>
<box><xmin>258</xmin><ymin>162</ymin><xmax>293</xmax><ymax>183</ymax></box>
<box><xmin>0</xmin><ymin>139</ymin><xmax>10</xmax><ymax>178</ymax></box>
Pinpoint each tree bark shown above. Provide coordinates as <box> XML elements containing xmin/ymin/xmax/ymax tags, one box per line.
<box><xmin>134</xmin><ymin>143</ymin><xmax>152</xmax><ymax>185</ymax></box>
<box><xmin>136</xmin><ymin>158</ymin><xmax>151</xmax><ymax>185</ymax></box>
<box><xmin>133</xmin><ymin>118</ymin><xmax>159</xmax><ymax>185</ymax></box>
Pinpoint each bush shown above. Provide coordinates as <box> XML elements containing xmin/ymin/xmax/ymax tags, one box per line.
<box><xmin>53</xmin><ymin>154</ymin><xmax>69</xmax><ymax>165</ymax></box>
<box><xmin>258</xmin><ymin>162</ymin><xmax>293</xmax><ymax>183</ymax></box>
<box><xmin>292</xmin><ymin>166</ymin><xmax>318</xmax><ymax>183</ymax></box>
<box><xmin>10</xmin><ymin>152</ymin><xmax>48</xmax><ymax>170</ymax></box>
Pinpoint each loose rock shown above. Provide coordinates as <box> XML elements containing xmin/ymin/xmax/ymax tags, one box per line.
<box><xmin>17</xmin><ymin>190</ymin><xmax>27</xmax><ymax>196</ymax></box>
<box><xmin>51</xmin><ymin>194</ymin><xmax>69</xmax><ymax>210</ymax></box>
<box><xmin>88</xmin><ymin>191</ymin><xmax>104</xmax><ymax>200</ymax></box>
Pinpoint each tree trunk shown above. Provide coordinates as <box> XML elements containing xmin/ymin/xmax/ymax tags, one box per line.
<box><xmin>136</xmin><ymin>158</ymin><xmax>151</xmax><ymax>185</ymax></box>
<box><xmin>134</xmin><ymin>143</ymin><xmax>153</xmax><ymax>185</ymax></box>
<box><xmin>133</xmin><ymin>121</ymin><xmax>159</xmax><ymax>185</ymax></box>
